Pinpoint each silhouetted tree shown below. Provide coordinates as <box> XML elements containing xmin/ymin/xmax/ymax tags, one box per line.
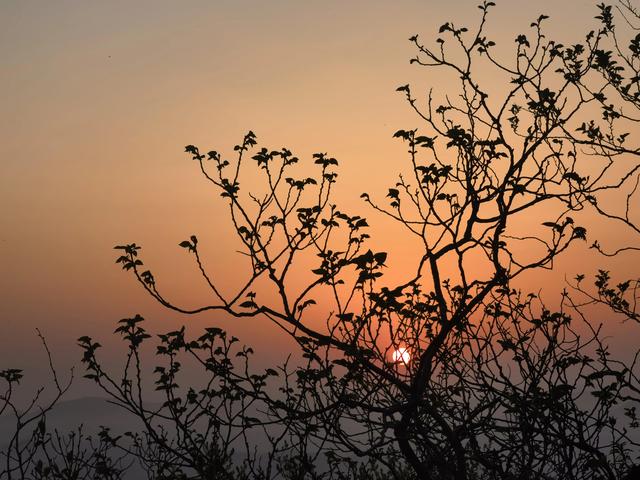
<box><xmin>89</xmin><ymin>2</ymin><xmax>640</xmax><ymax>478</ymax></box>
<box><xmin>4</xmin><ymin>2</ymin><xmax>640</xmax><ymax>479</ymax></box>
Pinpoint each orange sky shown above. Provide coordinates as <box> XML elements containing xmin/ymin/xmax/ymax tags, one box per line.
<box><xmin>1</xmin><ymin>0</ymin><xmax>638</xmax><ymax>398</ymax></box>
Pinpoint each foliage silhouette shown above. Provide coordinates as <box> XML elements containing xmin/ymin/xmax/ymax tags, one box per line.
<box><xmin>3</xmin><ymin>1</ymin><xmax>640</xmax><ymax>479</ymax></box>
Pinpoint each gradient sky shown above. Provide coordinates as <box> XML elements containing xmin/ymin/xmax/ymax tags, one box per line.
<box><xmin>1</xmin><ymin>0</ymin><xmax>636</xmax><ymax>399</ymax></box>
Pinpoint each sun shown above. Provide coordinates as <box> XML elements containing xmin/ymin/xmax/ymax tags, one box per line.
<box><xmin>392</xmin><ymin>347</ymin><xmax>411</xmax><ymax>364</ymax></box>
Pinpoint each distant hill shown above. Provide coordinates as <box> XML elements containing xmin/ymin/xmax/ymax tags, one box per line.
<box><xmin>0</xmin><ymin>396</ymin><xmax>150</xmax><ymax>450</ymax></box>
<box><xmin>0</xmin><ymin>396</ymin><xmax>330</xmax><ymax>476</ymax></box>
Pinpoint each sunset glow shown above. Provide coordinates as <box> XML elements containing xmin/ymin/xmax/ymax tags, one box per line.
<box><xmin>2</xmin><ymin>0</ymin><xmax>632</xmax><ymax>385</ymax></box>
<box><xmin>392</xmin><ymin>347</ymin><xmax>410</xmax><ymax>364</ymax></box>
<box><xmin>3</xmin><ymin>0</ymin><xmax>640</xmax><ymax>477</ymax></box>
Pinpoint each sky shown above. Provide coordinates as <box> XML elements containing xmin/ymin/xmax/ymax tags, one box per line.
<box><xmin>1</xmin><ymin>0</ymin><xmax>637</xmax><ymax>399</ymax></box>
